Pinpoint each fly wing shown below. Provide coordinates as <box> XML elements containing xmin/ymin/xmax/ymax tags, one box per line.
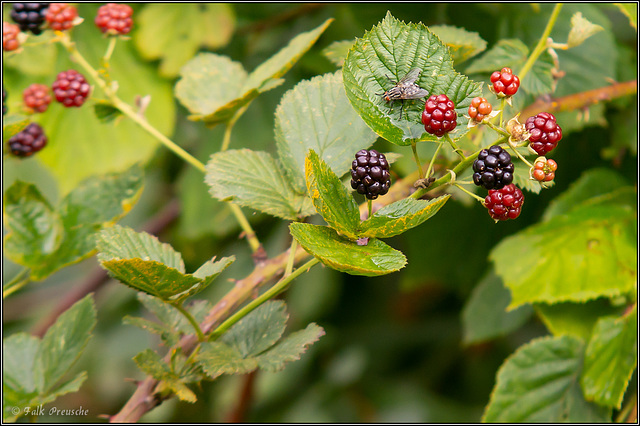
<box><xmin>399</xmin><ymin>68</ymin><xmax>422</xmax><ymax>85</ymax></box>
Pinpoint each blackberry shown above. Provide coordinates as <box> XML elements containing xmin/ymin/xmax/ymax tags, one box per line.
<box><xmin>525</xmin><ymin>112</ymin><xmax>562</xmax><ymax>156</ymax></box>
<box><xmin>52</xmin><ymin>70</ymin><xmax>91</xmax><ymax>107</ymax></box>
<box><xmin>3</xmin><ymin>85</ymin><xmax>7</xmax><ymax>116</ymax></box>
<box><xmin>3</xmin><ymin>21</ymin><xmax>21</xmax><ymax>51</ymax></box>
<box><xmin>472</xmin><ymin>145</ymin><xmax>514</xmax><ymax>190</ymax></box>
<box><xmin>23</xmin><ymin>83</ymin><xmax>52</xmax><ymax>113</ymax></box>
<box><xmin>468</xmin><ymin>96</ymin><xmax>492</xmax><ymax>122</ymax></box>
<box><xmin>421</xmin><ymin>94</ymin><xmax>457</xmax><ymax>137</ymax></box>
<box><xmin>484</xmin><ymin>184</ymin><xmax>524</xmax><ymax>221</ymax></box>
<box><xmin>490</xmin><ymin>67</ymin><xmax>520</xmax><ymax>97</ymax></box>
<box><xmin>531</xmin><ymin>157</ymin><xmax>557</xmax><ymax>182</ymax></box>
<box><xmin>95</xmin><ymin>3</ymin><xmax>134</xmax><ymax>35</ymax></box>
<box><xmin>45</xmin><ymin>3</ymin><xmax>78</xmax><ymax>31</ymax></box>
<box><xmin>8</xmin><ymin>122</ymin><xmax>47</xmax><ymax>157</ymax></box>
<box><xmin>350</xmin><ymin>149</ymin><xmax>391</xmax><ymax>200</ymax></box>
<box><xmin>10</xmin><ymin>3</ymin><xmax>50</xmax><ymax>35</ymax></box>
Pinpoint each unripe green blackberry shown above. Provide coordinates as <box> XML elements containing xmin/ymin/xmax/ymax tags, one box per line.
<box><xmin>350</xmin><ymin>149</ymin><xmax>391</xmax><ymax>200</ymax></box>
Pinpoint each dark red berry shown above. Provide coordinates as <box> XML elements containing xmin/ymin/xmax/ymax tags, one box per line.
<box><xmin>421</xmin><ymin>94</ymin><xmax>457</xmax><ymax>137</ymax></box>
<box><xmin>350</xmin><ymin>149</ymin><xmax>391</xmax><ymax>200</ymax></box>
<box><xmin>8</xmin><ymin>122</ymin><xmax>47</xmax><ymax>157</ymax></box>
<box><xmin>484</xmin><ymin>184</ymin><xmax>524</xmax><ymax>221</ymax></box>
<box><xmin>23</xmin><ymin>83</ymin><xmax>52</xmax><ymax>113</ymax></box>
<box><xmin>468</xmin><ymin>96</ymin><xmax>492</xmax><ymax>122</ymax></box>
<box><xmin>10</xmin><ymin>3</ymin><xmax>50</xmax><ymax>35</ymax></box>
<box><xmin>52</xmin><ymin>70</ymin><xmax>91</xmax><ymax>107</ymax></box>
<box><xmin>3</xmin><ymin>21</ymin><xmax>21</xmax><ymax>51</ymax></box>
<box><xmin>490</xmin><ymin>67</ymin><xmax>520</xmax><ymax>97</ymax></box>
<box><xmin>95</xmin><ymin>3</ymin><xmax>134</xmax><ymax>35</ymax></box>
<box><xmin>472</xmin><ymin>145</ymin><xmax>514</xmax><ymax>190</ymax></box>
<box><xmin>45</xmin><ymin>3</ymin><xmax>78</xmax><ymax>31</ymax></box>
<box><xmin>525</xmin><ymin>112</ymin><xmax>562</xmax><ymax>155</ymax></box>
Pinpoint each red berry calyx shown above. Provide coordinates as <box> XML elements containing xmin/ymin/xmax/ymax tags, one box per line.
<box><xmin>490</xmin><ymin>67</ymin><xmax>520</xmax><ymax>97</ymax></box>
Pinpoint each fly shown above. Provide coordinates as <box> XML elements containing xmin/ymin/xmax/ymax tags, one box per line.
<box><xmin>376</xmin><ymin>67</ymin><xmax>429</xmax><ymax>119</ymax></box>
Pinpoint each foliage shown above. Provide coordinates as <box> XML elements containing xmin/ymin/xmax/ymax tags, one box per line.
<box><xmin>2</xmin><ymin>3</ymin><xmax>637</xmax><ymax>423</ymax></box>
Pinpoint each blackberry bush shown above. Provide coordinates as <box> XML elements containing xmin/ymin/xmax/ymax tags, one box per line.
<box><xmin>10</xmin><ymin>3</ymin><xmax>50</xmax><ymax>35</ymax></box>
<box><xmin>472</xmin><ymin>145</ymin><xmax>514</xmax><ymax>190</ymax></box>
<box><xmin>7</xmin><ymin>122</ymin><xmax>48</xmax><ymax>157</ymax></box>
<box><xmin>52</xmin><ymin>69</ymin><xmax>91</xmax><ymax>107</ymax></box>
<box><xmin>350</xmin><ymin>149</ymin><xmax>391</xmax><ymax>200</ymax></box>
<box><xmin>421</xmin><ymin>94</ymin><xmax>457</xmax><ymax>137</ymax></box>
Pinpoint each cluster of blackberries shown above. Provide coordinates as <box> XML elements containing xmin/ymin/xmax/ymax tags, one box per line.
<box><xmin>350</xmin><ymin>149</ymin><xmax>391</xmax><ymax>200</ymax></box>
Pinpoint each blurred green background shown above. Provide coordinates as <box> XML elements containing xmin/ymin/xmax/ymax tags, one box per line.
<box><xmin>2</xmin><ymin>3</ymin><xmax>636</xmax><ymax>422</ymax></box>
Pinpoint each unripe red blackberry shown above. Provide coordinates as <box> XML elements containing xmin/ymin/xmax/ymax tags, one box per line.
<box><xmin>23</xmin><ymin>83</ymin><xmax>52</xmax><ymax>113</ymax></box>
<box><xmin>350</xmin><ymin>149</ymin><xmax>391</xmax><ymax>200</ymax></box>
<box><xmin>3</xmin><ymin>21</ymin><xmax>21</xmax><ymax>51</ymax></box>
<box><xmin>95</xmin><ymin>3</ymin><xmax>134</xmax><ymax>35</ymax></box>
<box><xmin>472</xmin><ymin>145</ymin><xmax>514</xmax><ymax>190</ymax></box>
<box><xmin>52</xmin><ymin>70</ymin><xmax>91</xmax><ymax>107</ymax></box>
<box><xmin>421</xmin><ymin>94</ymin><xmax>457</xmax><ymax>137</ymax></box>
<box><xmin>531</xmin><ymin>157</ymin><xmax>557</xmax><ymax>182</ymax></box>
<box><xmin>7</xmin><ymin>122</ymin><xmax>47</xmax><ymax>157</ymax></box>
<box><xmin>45</xmin><ymin>3</ymin><xmax>78</xmax><ymax>31</ymax></box>
<box><xmin>484</xmin><ymin>184</ymin><xmax>524</xmax><ymax>221</ymax></box>
<box><xmin>10</xmin><ymin>3</ymin><xmax>50</xmax><ymax>35</ymax></box>
<box><xmin>490</xmin><ymin>67</ymin><xmax>520</xmax><ymax>97</ymax></box>
<box><xmin>468</xmin><ymin>96</ymin><xmax>492</xmax><ymax>122</ymax></box>
<box><xmin>525</xmin><ymin>112</ymin><xmax>562</xmax><ymax>155</ymax></box>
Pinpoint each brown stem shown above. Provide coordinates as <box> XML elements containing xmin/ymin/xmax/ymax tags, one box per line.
<box><xmin>520</xmin><ymin>80</ymin><xmax>637</xmax><ymax>121</ymax></box>
<box><xmin>226</xmin><ymin>371</ymin><xmax>258</xmax><ymax>423</ymax></box>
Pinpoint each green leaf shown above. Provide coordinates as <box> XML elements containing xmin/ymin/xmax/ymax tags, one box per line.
<box><xmin>134</xmin><ymin>4</ymin><xmax>235</xmax><ymax>78</ymax></box>
<box><xmin>97</xmin><ymin>225</ymin><xmax>233</xmax><ymax>301</ymax></box>
<box><xmin>542</xmin><ymin>168</ymin><xmax>630</xmax><ymax>221</ymax></box>
<box><xmin>289</xmin><ymin>223</ymin><xmax>407</xmax><ymax>276</ymax></box>
<box><xmin>47</xmin><ymin>371</ymin><xmax>87</xmax><ymax>401</ymax></box>
<box><xmin>35</xmin><ymin>294</ymin><xmax>96</xmax><ymax>394</ymax></box>
<box><xmin>93</xmin><ymin>101</ymin><xmax>122</xmax><ymax>124</ymax></box>
<box><xmin>31</xmin><ymin>4</ymin><xmax>175</xmax><ymax>195</ymax></box>
<box><xmin>581</xmin><ymin>305</ymin><xmax>637</xmax><ymax>408</ymax></box>
<box><xmin>465</xmin><ymin>39</ymin><xmax>554</xmax><ymax>96</ymax></box>
<box><xmin>462</xmin><ymin>270</ymin><xmax>533</xmax><ymax>345</ymax></box>
<box><xmin>222</xmin><ymin>301</ymin><xmax>288</xmax><ymax>358</ymax></box>
<box><xmin>2</xmin><ymin>115</ymin><xmax>31</xmax><ymax>143</ymax></box>
<box><xmin>491</xmin><ymin>204</ymin><xmax>637</xmax><ymax>309</ymax></box>
<box><xmin>614</xmin><ymin>3</ymin><xmax>637</xmax><ymax>30</ymax></box>
<box><xmin>429</xmin><ymin>25</ymin><xmax>487</xmax><ymax>65</ymax></box>
<box><xmin>3</xmin><ymin>333</ymin><xmax>40</xmax><ymax>397</ymax></box>
<box><xmin>483</xmin><ymin>335</ymin><xmax>611</xmax><ymax>422</ymax></box>
<box><xmin>322</xmin><ymin>40</ymin><xmax>354</xmax><ymax>67</ymax></box>
<box><xmin>274</xmin><ymin>71</ymin><xmax>378</xmax><ymax>194</ymax></box>
<box><xmin>196</xmin><ymin>342</ymin><xmax>259</xmax><ymax>379</ymax></box>
<box><xmin>206</xmin><ymin>149</ymin><xmax>310</xmax><ymax>220</ymax></box>
<box><xmin>568</xmin><ymin>12</ymin><xmax>604</xmax><ymax>48</ymax></box>
<box><xmin>305</xmin><ymin>150</ymin><xmax>360</xmax><ymax>239</ymax></box>
<box><xmin>343</xmin><ymin>12</ymin><xmax>482</xmax><ymax>146</ymax></box>
<box><xmin>176</xmin><ymin>19</ymin><xmax>332</xmax><ymax>127</ymax></box>
<box><xmin>534</xmin><ymin>299</ymin><xmax>622</xmax><ymax>341</ymax></box>
<box><xmin>257</xmin><ymin>323</ymin><xmax>325</xmax><ymax>372</ymax></box>
<box><xmin>359</xmin><ymin>195</ymin><xmax>450</xmax><ymax>238</ymax></box>
<box><xmin>3</xmin><ymin>181</ymin><xmax>64</xmax><ymax>271</ymax></box>
<box><xmin>133</xmin><ymin>349</ymin><xmax>196</xmax><ymax>403</ymax></box>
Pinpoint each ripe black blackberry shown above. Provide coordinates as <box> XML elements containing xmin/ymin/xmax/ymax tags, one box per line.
<box><xmin>8</xmin><ymin>123</ymin><xmax>47</xmax><ymax>157</ymax></box>
<box><xmin>472</xmin><ymin>145</ymin><xmax>514</xmax><ymax>190</ymax></box>
<box><xmin>350</xmin><ymin>149</ymin><xmax>391</xmax><ymax>200</ymax></box>
<box><xmin>10</xmin><ymin>3</ymin><xmax>50</xmax><ymax>35</ymax></box>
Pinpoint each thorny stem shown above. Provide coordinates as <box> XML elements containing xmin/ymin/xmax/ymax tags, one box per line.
<box><xmin>411</xmin><ymin>142</ymin><xmax>424</xmax><ymax>179</ymax></box>
<box><xmin>518</xmin><ymin>3</ymin><xmax>563</xmax><ymax>81</ymax></box>
<box><xmin>56</xmin><ymin>32</ymin><xmax>263</xmax><ymax>255</ymax></box>
<box><xmin>209</xmin><ymin>258</ymin><xmax>320</xmax><ymax>340</ymax></box>
<box><xmin>172</xmin><ymin>303</ymin><xmax>206</xmax><ymax>343</ymax></box>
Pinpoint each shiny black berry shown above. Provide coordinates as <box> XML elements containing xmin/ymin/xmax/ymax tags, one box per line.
<box><xmin>10</xmin><ymin>3</ymin><xmax>50</xmax><ymax>35</ymax></box>
<box><xmin>8</xmin><ymin>123</ymin><xmax>47</xmax><ymax>157</ymax></box>
<box><xmin>350</xmin><ymin>149</ymin><xmax>391</xmax><ymax>200</ymax></box>
<box><xmin>472</xmin><ymin>145</ymin><xmax>514</xmax><ymax>190</ymax></box>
